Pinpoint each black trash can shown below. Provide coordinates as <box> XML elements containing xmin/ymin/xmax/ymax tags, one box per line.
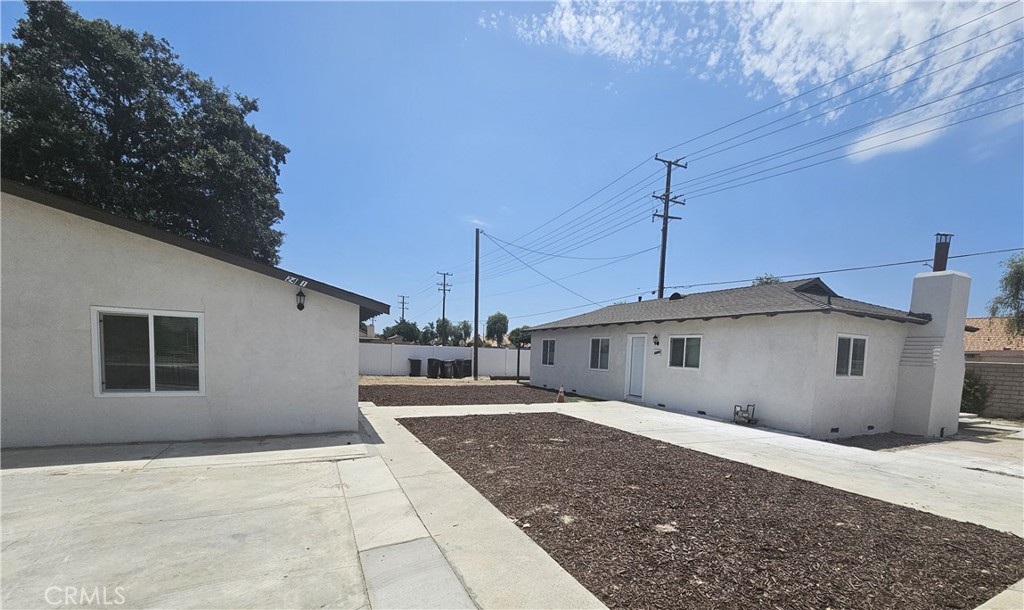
<box><xmin>452</xmin><ymin>359</ymin><xmax>464</xmax><ymax>379</ymax></box>
<box><xmin>441</xmin><ymin>360</ymin><xmax>454</xmax><ymax>379</ymax></box>
<box><xmin>463</xmin><ymin>359</ymin><xmax>474</xmax><ymax>377</ymax></box>
<box><xmin>427</xmin><ymin>358</ymin><xmax>441</xmax><ymax>379</ymax></box>
<box><xmin>408</xmin><ymin>358</ymin><xmax>422</xmax><ymax>377</ymax></box>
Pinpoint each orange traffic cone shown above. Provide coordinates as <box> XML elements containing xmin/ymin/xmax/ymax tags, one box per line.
<box><xmin>556</xmin><ymin>385</ymin><xmax>565</xmax><ymax>403</ymax></box>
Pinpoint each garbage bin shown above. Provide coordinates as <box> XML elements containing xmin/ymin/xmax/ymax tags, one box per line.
<box><xmin>441</xmin><ymin>360</ymin><xmax>454</xmax><ymax>379</ymax></box>
<box><xmin>463</xmin><ymin>359</ymin><xmax>474</xmax><ymax>377</ymax></box>
<box><xmin>408</xmin><ymin>358</ymin><xmax>422</xmax><ymax>377</ymax></box>
<box><xmin>452</xmin><ymin>359</ymin><xmax>465</xmax><ymax>379</ymax></box>
<box><xmin>427</xmin><ymin>358</ymin><xmax>441</xmax><ymax>379</ymax></box>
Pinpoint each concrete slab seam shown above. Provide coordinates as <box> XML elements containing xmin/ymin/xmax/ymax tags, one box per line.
<box><xmin>368</xmin><ymin>421</ymin><xmax>482</xmax><ymax>609</ymax></box>
<box><xmin>335</xmin><ymin>460</ymin><xmax>373</xmax><ymax>608</ymax></box>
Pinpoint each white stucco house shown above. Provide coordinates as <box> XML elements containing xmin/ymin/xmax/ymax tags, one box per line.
<box><xmin>529</xmin><ymin>270</ymin><xmax>970</xmax><ymax>440</ymax></box>
<box><xmin>1</xmin><ymin>181</ymin><xmax>389</xmax><ymax>448</ymax></box>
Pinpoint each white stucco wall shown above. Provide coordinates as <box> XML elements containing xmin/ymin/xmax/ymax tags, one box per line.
<box><xmin>531</xmin><ymin>311</ymin><xmax>912</xmax><ymax>438</ymax></box>
<box><xmin>1</xmin><ymin>193</ymin><xmax>361</xmax><ymax>448</ymax></box>
<box><xmin>894</xmin><ymin>271</ymin><xmax>971</xmax><ymax>437</ymax></box>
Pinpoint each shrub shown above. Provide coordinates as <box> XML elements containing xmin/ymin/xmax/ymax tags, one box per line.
<box><xmin>961</xmin><ymin>371</ymin><xmax>990</xmax><ymax>415</ymax></box>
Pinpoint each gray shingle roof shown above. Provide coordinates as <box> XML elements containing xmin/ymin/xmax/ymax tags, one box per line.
<box><xmin>528</xmin><ymin>278</ymin><xmax>929</xmax><ymax>331</ymax></box>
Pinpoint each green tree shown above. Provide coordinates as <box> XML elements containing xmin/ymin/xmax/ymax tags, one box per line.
<box><xmin>508</xmin><ymin>326</ymin><xmax>531</xmax><ymax>347</ymax></box>
<box><xmin>419</xmin><ymin>322</ymin><xmax>437</xmax><ymax>345</ymax></box>
<box><xmin>456</xmin><ymin>320</ymin><xmax>472</xmax><ymax>346</ymax></box>
<box><xmin>381</xmin><ymin>319</ymin><xmax>419</xmax><ymax>343</ymax></box>
<box><xmin>485</xmin><ymin>312</ymin><xmax>509</xmax><ymax>346</ymax></box>
<box><xmin>436</xmin><ymin>317</ymin><xmax>451</xmax><ymax>346</ymax></box>
<box><xmin>1</xmin><ymin>1</ymin><xmax>289</xmax><ymax>264</ymax></box>
<box><xmin>752</xmin><ymin>274</ymin><xmax>782</xmax><ymax>286</ymax></box>
<box><xmin>989</xmin><ymin>253</ymin><xmax>1024</xmax><ymax>337</ymax></box>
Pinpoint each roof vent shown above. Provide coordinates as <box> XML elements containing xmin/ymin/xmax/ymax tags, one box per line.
<box><xmin>669</xmin><ymin>292</ymin><xmax>684</xmax><ymax>300</ymax></box>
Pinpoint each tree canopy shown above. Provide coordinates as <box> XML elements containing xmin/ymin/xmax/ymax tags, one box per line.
<box><xmin>752</xmin><ymin>274</ymin><xmax>782</xmax><ymax>285</ymax></box>
<box><xmin>1</xmin><ymin>1</ymin><xmax>289</xmax><ymax>264</ymax></box>
<box><xmin>988</xmin><ymin>253</ymin><xmax>1024</xmax><ymax>337</ymax></box>
<box><xmin>380</xmin><ymin>319</ymin><xmax>419</xmax><ymax>343</ymax></box>
<box><xmin>508</xmin><ymin>326</ymin><xmax>531</xmax><ymax>347</ymax></box>
<box><xmin>486</xmin><ymin>312</ymin><xmax>509</xmax><ymax>346</ymax></box>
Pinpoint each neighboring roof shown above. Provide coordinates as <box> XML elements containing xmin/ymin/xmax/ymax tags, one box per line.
<box><xmin>528</xmin><ymin>278</ymin><xmax>929</xmax><ymax>332</ymax></box>
<box><xmin>1</xmin><ymin>180</ymin><xmax>389</xmax><ymax>322</ymax></box>
<box><xmin>964</xmin><ymin>317</ymin><xmax>1024</xmax><ymax>353</ymax></box>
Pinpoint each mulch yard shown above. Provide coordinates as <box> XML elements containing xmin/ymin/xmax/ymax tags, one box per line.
<box><xmin>400</xmin><ymin>412</ymin><xmax>1024</xmax><ymax>610</ymax></box>
<box><xmin>359</xmin><ymin>383</ymin><xmax>574</xmax><ymax>406</ymax></box>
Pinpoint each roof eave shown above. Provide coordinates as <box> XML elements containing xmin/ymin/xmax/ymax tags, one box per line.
<box><xmin>530</xmin><ymin>306</ymin><xmax>927</xmax><ymax>332</ymax></box>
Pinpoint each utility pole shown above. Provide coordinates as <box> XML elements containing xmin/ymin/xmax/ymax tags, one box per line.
<box><xmin>473</xmin><ymin>229</ymin><xmax>480</xmax><ymax>380</ymax></box>
<box><xmin>653</xmin><ymin>154</ymin><xmax>687</xmax><ymax>299</ymax></box>
<box><xmin>397</xmin><ymin>295</ymin><xmax>409</xmax><ymax>320</ymax></box>
<box><xmin>437</xmin><ymin>272</ymin><xmax>452</xmax><ymax>345</ymax></box>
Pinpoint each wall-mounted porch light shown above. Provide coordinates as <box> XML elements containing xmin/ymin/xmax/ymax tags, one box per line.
<box><xmin>652</xmin><ymin>334</ymin><xmax>660</xmax><ymax>346</ymax></box>
<box><xmin>296</xmin><ymin>289</ymin><xmax>306</xmax><ymax>311</ymax></box>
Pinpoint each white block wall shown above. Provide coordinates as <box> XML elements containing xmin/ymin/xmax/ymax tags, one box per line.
<box><xmin>359</xmin><ymin>344</ymin><xmax>529</xmax><ymax>377</ymax></box>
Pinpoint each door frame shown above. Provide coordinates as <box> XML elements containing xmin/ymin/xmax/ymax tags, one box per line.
<box><xmin>625</xmin><ymin>334</ymin><xmax>646</xmax><ymax>401</ymax></box>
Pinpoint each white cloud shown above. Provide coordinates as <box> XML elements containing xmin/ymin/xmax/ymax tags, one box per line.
<box><xmin>462</xmin><ymin>216</ymin><xmax>489</xmax><ymax>227</ymax></box>
<box><xmin>509</xmin><ymin>1</ymin><xmax>677</xmax><ymax>67</ymax></box>
<box><xmin>492</xmin><ymin>1</ymin><xmax>1023</xmax><ymax>160</ymax></box>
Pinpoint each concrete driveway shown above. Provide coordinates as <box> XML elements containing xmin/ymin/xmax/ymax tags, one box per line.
<box><xmin>1</xmin><ymin>430</ymin><xmax>597</xmax><ymax>610</ymax></box>
<box><xmin>3</xmin><ymin>402</ymin><xmax>1021</xmax><ymax>609</ymax></box>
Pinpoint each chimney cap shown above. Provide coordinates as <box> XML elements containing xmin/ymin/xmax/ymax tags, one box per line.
<box><xmin>935</xmin><ymin>232</ymin><xmax>953</xmax><ymax>243</ymax></box>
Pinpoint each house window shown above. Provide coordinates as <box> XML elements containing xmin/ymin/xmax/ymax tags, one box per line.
<box><xmin>542</xmin><ymin>339</ymin><xmax>556</xmax><ymax>366</ymax></box>
<box><xmin>836</xmin><ymin>335</ymin><xmax>867</xmax><ymax>377</ymax></box>
<box><xmin>589</xmin><ymin>338</ymin><xmax>610</xmax><ymax>370</ymax></box>
<box><xmin>669</xmin><ymin>336</ymin><xmax>701</xmax><ymax>369</ymax></box>
<box><xmin>94</xmin><ymin>307</ymin><xmax>204</xmax><ymax>395</ymax></box>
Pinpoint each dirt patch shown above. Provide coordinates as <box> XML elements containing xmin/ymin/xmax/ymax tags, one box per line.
<box><xmin>359</xmin><ymin>383</ymin><xmax>587</xmax><ymax>406</ymax></box>
<box><xmin>400</xmin><ymin>412</ymin><xmax>1024</xmax><ymax>610</ymax></box>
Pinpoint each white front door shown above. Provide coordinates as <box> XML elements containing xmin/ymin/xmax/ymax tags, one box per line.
<box><xmin>627</xmin><ymin>335</ymin><xmax>645</xmax><ymax>398</ymax></box>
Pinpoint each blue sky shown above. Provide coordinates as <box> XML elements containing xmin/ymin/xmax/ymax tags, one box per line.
<box><xmin>3</xmin><ymin>1</ymin><xmax>1022</xmax><ymax>331</ymax></box>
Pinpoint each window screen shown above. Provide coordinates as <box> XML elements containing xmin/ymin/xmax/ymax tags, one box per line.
<box><xmin>101</xmin><ymin>314</ymin><xmax>150</xmax><ymax>391</ymax></box>
<box><xmin>590</xmin><ymin>338</ymin><xmax>609</xmax><ymax>370</ymax></box>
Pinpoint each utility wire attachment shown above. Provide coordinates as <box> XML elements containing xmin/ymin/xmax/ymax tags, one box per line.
<box><xmin>653</xmin><ymin>155</ymin><xmax>687</xmax><ymax>298</ymax></box>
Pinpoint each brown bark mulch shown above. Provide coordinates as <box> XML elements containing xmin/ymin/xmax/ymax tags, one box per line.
<box><xmin>400</xmin><ymin>412</ymin><xmax>1024</xmax><ymax>610</ymax></box>
<box><xmin>359</xmin><ymin>383</ymin><xmax>565</xmax><ymax>406</ymax></box>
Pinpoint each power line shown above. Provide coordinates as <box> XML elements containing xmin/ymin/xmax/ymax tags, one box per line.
<box><xmin>484</xmin><ymin>245</ymin><xmax>660</xmax><ymax>299</ymax></box>
<box><xmin>685</xmin><ymin>100</ymin><xmax>1024</xmax><ymax>201</ymax></box>
<box><xmin>508</xmin><ymin>247</ymin><xmax>1022</xmax><ymax>322</ymax></box>
<box><xmin>481</xmin><ymin>231</ymin><xmax>601</xmax><ymax>307</ymax></box>
<box><xmin>658</xmin><ymin>0</ymin><xmax>1022</xmax><ymax>155</ymax></box>
<box><xmin>674</xmin><ymin>73</ymin><xmax>1024</xmax><ymax>191</ymax></box>
<box><xmin>483</xmin><ymin>234</ymin><xmax>660</xmax><ymax>261</ymax></box>
<box><xmin>682</xmin><ymin>86</ymin><xmax>1023</xmax><ymax>198</ymax></box>
<box><xmin>480</xmin><ymin>190</ymin><xmax>659</xmax><ymax>279</ymax></box>
<box><xmin>481</xmin><ymin>204</ymin><xmax>658</xmax><ymax>281</ymax></box>
<box><xmin>483</xmin><ymin>10</ymin><xmax>1024</xmax><ymax>281</ymax></box>
<box><xmin>685</xmin><ymin>33</ymin><xmax>1024</xmax><ymax>164</ymax></box>
<box><xmin>665</xmin><ymin>248</ymin><xmax>1024</xmax><ymax>291</ymax></box>
<box><xmin>479</xmin><ymin>171</ymin><xmax>664</xmax><ymax>277</ymax></box>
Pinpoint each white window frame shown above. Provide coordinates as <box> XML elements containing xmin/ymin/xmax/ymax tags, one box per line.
<box><xmin>667</xmin><ymin>335</ymin><xmax>702</xmax><ymax>370</ymax></box>
<box><xmin>541</xmin><ymin>339</ymin><xmax>556</xmax><ymax>367</ymax></box>
<box><xmin>91</xmin><ymin>306</ymin><xmax>206</xmax><ymax>397</ymax></box>
<box><xmin>835</xmin><ymin>334</ymin><xmax>868</xmax><ymax>379</ymax></box>
<box><xmin>589</xmin><ymin>337</ymin><xmax>610</xmax><ymax>371</ymax></box>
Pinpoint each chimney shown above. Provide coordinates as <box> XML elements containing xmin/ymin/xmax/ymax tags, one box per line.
<box><xmin>893</xmin><ymin>268</ymin><xmax>971</xmax><ymax>437</ymax></box>
<box><xmin>932</xmin><ymin>233</ymin><xmax>953</xmax><ymax>271</ymax></box>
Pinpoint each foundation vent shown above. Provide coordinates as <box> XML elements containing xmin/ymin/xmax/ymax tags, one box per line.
<box><xmin>899</xmin><ymin>337</ymin><xmax>943</xmax><ymax>367</ymax></box>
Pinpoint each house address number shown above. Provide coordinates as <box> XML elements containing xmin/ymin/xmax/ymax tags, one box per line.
<box><xmin>285</xmin><ymin>275</ymin><xmax>308</xmax><ymax>287</ymax></box>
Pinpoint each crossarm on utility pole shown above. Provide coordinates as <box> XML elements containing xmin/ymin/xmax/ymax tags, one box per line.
<box><xmin>653</xmin><ymin>154</ymin><xmax>687</xmax><ymax>299</ymax></box>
